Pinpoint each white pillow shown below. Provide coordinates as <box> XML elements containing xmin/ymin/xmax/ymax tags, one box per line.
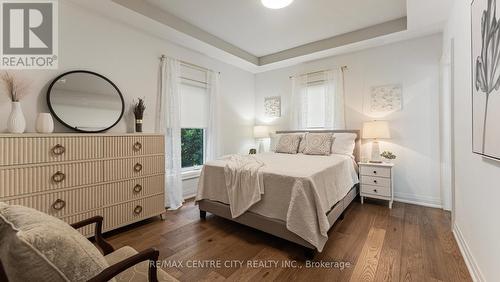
<box><xmin>331</xmin><ymin>133</ymin><xmax>357</xmax><ymax>155</ymax></box>
<box><xmin>269</xmin><ymin>132</ymin><xmax>305</xmax><ymax>152</ymax></box>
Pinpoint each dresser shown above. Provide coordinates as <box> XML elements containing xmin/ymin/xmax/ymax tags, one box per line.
<box><xmin>359</xmin><ymin>162</ymin><xmax>394</xmax><ymax>208</ymax></box>
<box><xmin>0</xmin><ymin>133</ymin><xmax>166</xmax><ymax>236</ymax></box>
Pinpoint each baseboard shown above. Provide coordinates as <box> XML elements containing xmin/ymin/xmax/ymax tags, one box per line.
<box><xmin>452</xmin><ymin>223</ymin><xmax>484</xmax><ymax>282</ymax></box>
<box><xmin>393</xmin><ymin>192</ymin><xmax>442</xmax><ymax>208</ymax></box>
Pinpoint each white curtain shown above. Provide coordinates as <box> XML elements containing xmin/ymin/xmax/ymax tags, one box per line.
<box><xmin>290</xmin><ymin>75</ymin><xmax>308</xmax><ymax>129</ymax></box>
<box><xmin>157</xmin><ymin>56</ymin><xmax>183</xmax><ymax>210</ymax></box>
<box><xmin>289</xmin><ymin>68</ymin><xmax>346</xmax><ymax>130</ymax></box>
<box><xmin>325</xmin><ymin>69</ymin><xmax>346</xmax><ymax>129</ymax></box>
<box><xmin>205</xmin><ymin>70</ymin><xmax>220</xmax><ymax>161</ymax></box>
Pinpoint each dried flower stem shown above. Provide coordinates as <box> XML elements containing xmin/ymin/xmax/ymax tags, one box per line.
<box><xmin>134</xmin><ymin>98</ymin><xmax>146</xmax><ymax>119</ymax></box>
<box><xmin>1</xmin><ymin>72</ymin><xmax>30</xmax><ymax>102</ymax></box>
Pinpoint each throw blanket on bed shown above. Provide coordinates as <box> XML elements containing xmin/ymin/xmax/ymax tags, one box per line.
<box><xmin>220</xmin><ymin>155</ymin><xmax>265</xmax><ymax>218</ymax></box>
<box><xmin>224</xmin><ymin>155</ymin><xmax>264</xmax><ymax>218</ymax></box>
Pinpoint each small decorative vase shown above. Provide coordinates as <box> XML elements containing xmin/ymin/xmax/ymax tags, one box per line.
<box><xmin>36</xmin><ymin>113</ymin><xmax>54</xmax><ymax>133</ymax></box>
<box><xmin>135</xmin><ymin>119</ymin><xmax>143</xmax><ymax>133</ymax></box>
<box><xmin>7</xmin><ymin>102</ymin><xmax>26</xmax><ymax>134</ymax></box>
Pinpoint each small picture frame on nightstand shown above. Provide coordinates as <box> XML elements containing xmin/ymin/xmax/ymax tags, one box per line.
<box><xmin>358</xmin><ymin>162</ymin><xmax>394</xmax><ymax>208</ymax></box>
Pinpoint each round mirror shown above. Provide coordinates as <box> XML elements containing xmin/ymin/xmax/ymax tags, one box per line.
<box><xmin>47</xmin><ymin>71</ymin><xmax>124</xmax><ymax>133</ymax></box>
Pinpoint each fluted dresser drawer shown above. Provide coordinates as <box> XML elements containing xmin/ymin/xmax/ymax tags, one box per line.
<box><xmin>4</xmin><ymin>185</ymin><xmax>102</xmax><ymax>217</ymax></box>
<box><xmin>103</xmin><ymin>155</ymin><xmax>164</xmax><ymax>182</ymax></box>
<box><xmin>0</xmin><ymin>133</ymin><xmax>165</xmax><ymax>236</ymax></box>
<box><xmin>0</xmin><ymin>161</ymin><xmax>103</xmax><ymax>198</ymax></box>
<box><xmin>62</xmin><ymin>209</ymin><xmax>104</xmax><ymax>237</ymax></box>
<box><xmin>103</xmin><ymin>195</ymin><xmax>164</xmax><ymax>231</ymax></box>
<box><xmin>0</xmin><ymin>136</ymin><xmax>102</xmax><ymax>166</ymax></box>
<box><xmin>102</xmin><ymin>175</ymin><xmax>165</xmax><ymax>204</ymax></box>
<box><xmin>103</xmin><ymin>135</ymin><xmax>164</xmax><ymax>158</ymax></box>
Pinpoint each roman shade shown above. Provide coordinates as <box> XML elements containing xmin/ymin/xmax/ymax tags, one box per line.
<box><xmin>180</xmin><ymin>82</ymin><xmax>208</xmax><ymax>128</ymax></box>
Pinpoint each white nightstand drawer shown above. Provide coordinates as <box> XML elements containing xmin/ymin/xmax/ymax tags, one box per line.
<box><xmin>361</xmin><ymin>184</ymin><xmax>391</xmax><ymax>197</ymax></box>
<box><xmin>360</xmin><ymin>165</ymin><xmax>391</xmax><ymax>178</ymax></box>
<box><xmin>361</xmin><ymin>175</ymin><xmax>391</xmax><ymax>187</ymax></box>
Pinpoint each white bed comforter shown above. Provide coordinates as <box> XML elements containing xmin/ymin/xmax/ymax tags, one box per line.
<box><xmin>195</xmin><ymin>152</ymin><xmax>359</xmax><ymax>251</ymax></box>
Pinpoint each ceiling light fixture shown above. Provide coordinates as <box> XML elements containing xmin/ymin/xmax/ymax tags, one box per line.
<box><xmin>261</xmin><ymin>0</ymin><xmax>294</xmax><ymax>9</ymax></box>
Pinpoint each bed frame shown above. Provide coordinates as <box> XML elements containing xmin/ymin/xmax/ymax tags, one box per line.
<box><xmin>198</xmin><ymin>130</ymin><xmax>361</xmax><ymax>257</ymax></box>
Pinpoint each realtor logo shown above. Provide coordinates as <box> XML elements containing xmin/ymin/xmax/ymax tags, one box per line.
<box><xmin>0</xmin><ymin>0</ymin><xmax>58</xmax><ymax>69</ymax></box>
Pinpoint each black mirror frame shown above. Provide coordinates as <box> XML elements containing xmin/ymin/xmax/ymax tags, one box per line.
<box><xmin>47</xmin><ymin>70</ymin><xmax>125</xmax><ymax>133</ymax></box>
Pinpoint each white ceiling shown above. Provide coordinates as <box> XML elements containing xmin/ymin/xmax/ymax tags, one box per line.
<box><xmin>75</xmin><ymin>0</ymin><xmax>452</xmax><ymax>73</ymax></box>
<box><xmin>145</xmin><ymin>0</ymin><xmax>407</xmax><ymax>57</ymax></box>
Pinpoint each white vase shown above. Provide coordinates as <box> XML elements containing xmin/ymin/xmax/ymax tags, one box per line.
<box><xmin>36</xmin><ymin>113</ymin><xmax>54</xmax><ymax>133</ymax></box>
<box><xmin>7</xmin><ymin>102</ymin><xmax>26</xmax><ymax>134</ymax></box>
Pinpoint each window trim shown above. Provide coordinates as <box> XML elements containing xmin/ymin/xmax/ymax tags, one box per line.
<box><xmin>181</xmin><ymin>169</ymin><xmax>202</xmax><ymax>180</ymax></box>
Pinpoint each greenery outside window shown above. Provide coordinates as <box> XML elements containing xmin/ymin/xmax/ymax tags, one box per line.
<box><xmin>181</xmin><ymin>128</ymin><xmax>205</xmax><ymax>169</ymax></box>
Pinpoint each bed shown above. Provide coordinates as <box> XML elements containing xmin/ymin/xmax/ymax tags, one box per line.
<box><xmin>196</xmin><ymin>130</ymin><xmax>361</xmax><ymax>256</ymax></box>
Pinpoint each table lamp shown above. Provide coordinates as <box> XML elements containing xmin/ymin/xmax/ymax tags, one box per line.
<box><xmin>253</xmin><ymin>125</ymin><xmax>269</xmax><ymax>153</ymax></box>
<box><xmin>362</xmin><ymin>121</ymin><xmax>391</xmax><ymax>163</ymax></box>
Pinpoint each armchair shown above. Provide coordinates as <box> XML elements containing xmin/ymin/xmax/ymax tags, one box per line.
<box><xmin>0</xmin><ymin>202</ymin><xmax>178</xmax><ymax>282</ymax></box>
<box><xmin>71</xmin><ymin>216</ymin><xmax>163</xmax><ymax>282</ymax></box>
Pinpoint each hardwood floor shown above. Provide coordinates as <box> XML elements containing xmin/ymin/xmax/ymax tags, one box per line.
<box><xmin>104</xmin><ymin>198</ymin><xmax>471</xmax><ymax>282</ymax></box>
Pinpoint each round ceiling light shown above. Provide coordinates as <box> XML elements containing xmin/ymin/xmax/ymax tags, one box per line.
<box><xmin>261</xmin><ymin>0</ymin><xmax>294</xmax><ymax>9</ymax></box>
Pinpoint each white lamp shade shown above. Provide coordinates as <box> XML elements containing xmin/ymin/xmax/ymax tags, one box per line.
<box><xmin>362</xmin><ymin>121</ymin><xmax>391</xmax><ymax>139</ymax></box>
<box><xmin>253</xmin><ymin>125</ymin><xmax>270</xmax><ymax>138</ymax></box>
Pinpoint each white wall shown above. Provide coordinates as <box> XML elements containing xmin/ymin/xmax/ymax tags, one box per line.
<box><xmin>0</xmin><ymin>1</ymin><xmax>255</xmax><ymax>156</ymax></box>
<box><xmin>443</xmin><ymin>1</ymin><xmax>500</xmax><ymax>281</ymax></box>
<box><xmin>255</xmin><ymin>34</ymin><xmax>443</xmax><ymax>207</ymax></box>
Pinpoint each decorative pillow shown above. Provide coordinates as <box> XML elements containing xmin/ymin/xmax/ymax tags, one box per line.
<box><xmin>275</xmin><ymin>134</ymin><xmax>302</xmax><ymax>154</ymax></box>
<box><xmin>270</xmin><ymin>132</ymin><xmax>304</xmax><ymax>152</ymax></box>
<box><xmin>303</xmin><ymin>133</ymin><xmax>334</xmax><ymax>155</ymax></box>
<box><xmin>331</xmin><ymin>133</ymin><xmax>357</xmax><ymax>155</ymax></box>
<box><xmin>0</xmin><ymin>202</ymin><xmax>110</xmax><ymax>282</ymax></box>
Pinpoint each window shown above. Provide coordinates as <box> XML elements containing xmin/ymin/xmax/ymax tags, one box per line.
<box><xmin>181</xmin><ymin>128</ymin><xmax>204</xmax><ymax>168</ymax></box>
<box><xmin>179</xmin><ymin>70</ymin><xmax>209</xmax><ymax>170</ymax></box>
<box><xmin>305</xmin><ymin>82</ymin><xmax>327</xmax><ymax>128</ymax></box>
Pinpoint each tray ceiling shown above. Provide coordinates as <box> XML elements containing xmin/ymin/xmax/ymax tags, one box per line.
<box><xmin>145</xmin><ymin>0</ymin><xmax>407</xmax><ymax>57</ymax></box>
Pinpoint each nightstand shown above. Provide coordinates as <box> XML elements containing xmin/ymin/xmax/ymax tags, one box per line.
<box><xmin>358</xmin><ymin>162</ymin><xmax>394</xmax><ymax>208</ymax></box>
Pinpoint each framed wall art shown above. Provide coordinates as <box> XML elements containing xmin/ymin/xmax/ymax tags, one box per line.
<box><xmin>264</xmin><ymin>96</ymin><xmax>281</xmax><ymax>117</ymax></box>
<box><xmin>368</xmin><ymin>84</ymin><xmax>402</xmax><ymax>113</ymax></box>
<box><xmin>472</xmin><ymin>0</ymin><xmax>500</xmax><ymax>160</ymax></box>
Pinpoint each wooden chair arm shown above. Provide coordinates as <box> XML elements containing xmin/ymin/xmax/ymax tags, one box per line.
<box><xmin>88</xmin><ymin>248</ymin><xmax>160</xmax><ymax>282</ymax></box>
<box><xmin>70</xmin><ymin>216</ymin><xmax>114</xmax><ymax>255</ymax></box>
<box><xmin>0</xmin><ymin>261</ymin><xmax>8</xmax><ymax>282</ymax></box>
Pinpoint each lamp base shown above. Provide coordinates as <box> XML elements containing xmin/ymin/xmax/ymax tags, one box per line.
<box><xmin>370</xmin><ymin>140</ymin><xmax>382</xmax><ymax>163</ymax></box>
<box><xmin>256</xmin><ymin>139</ymin><xmax>265</xmax><ymax>153</ymax></box>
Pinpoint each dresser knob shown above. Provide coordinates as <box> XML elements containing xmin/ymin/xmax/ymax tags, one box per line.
<box><xmin>52</xmin><ymin>199</ymin><xmax>66</xmax><ymax>210</ymax></box>
<box><xmin>134</xmin><ymin>205</ymin><xmax>143</xmax><ymax>215</ymax></box>
<box><xmin>373</xmin><ymin>180</ymin><xmax>378</xmax><ymax>184</ymax></box>
<box><xmin>133</xmin><ymin>141</ymin><xmax>142</xmax><ymax>152</ymax></box>
<box><xmin>52</xmin><ymin>144</ymin><xmax>66</xmax><ymax>156</ymax></box>
<box><xmin>52</xmin><ymin>171</ymin><xmax>66</xmax><ymax>183</ymax></box>
<box><xmin>134</xmin><ymin>163</ymin><xmax>143</xmax><ymax>172</ymax></box>
<box><xmin>373</xmin><ymin>189</ymin><xmax>378</xmax><ymax>193</ymax></box>
<box><xmin>373</xmin><ymin>170</ymin><xmax>377</xmax><ymax>174</ymax></box>
<box><xmin>133</xmin><ymin>184</ymin><xmax>143</xmax><ymax>193</ymax></box>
